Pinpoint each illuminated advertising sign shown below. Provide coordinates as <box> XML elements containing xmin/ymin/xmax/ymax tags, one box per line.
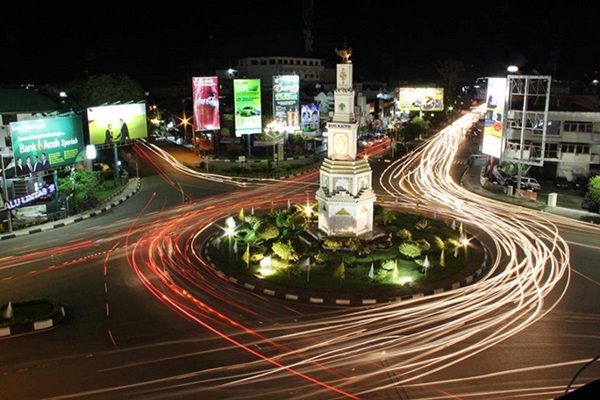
<box><xmin>3</xmin><ymin>183</ymin><xmax>56</xmax><ymax>210</ymax></box>
<box><xmin>193</xmin><ymin>76</ymin><xmax>220</xmax><ymax>131</ymax></box>
<box><xmin>301</xmin><ymin>104</ymin><xmax>320</xmax><ymax>134</ymax></box>
<box><xmin>87</xmin><ymin>103</ymin><xmax>148</xmax><ymax>145</ymax></box>
<box><xmin>397</xmin><ymin>87</ymin><xmax>444</xmax><ymax>111</ymax></box>
<box><xmin>234</xmin><ymin>79</ymin><xmax>262</xmax><ymax>135</ymax></box>
<box><xmin>481</xmin><ymin>78</ymin><xmax>506</xmax><ymax>158</ymax></box>
<box><xmin>10</xmin><ymin>116</ymin><xmax>84</xmax><ymax>174</ymax></box>
<box><xmin>272</xmin><ymin>75</ymin><xmax>300</xmax><ymax>133</ymax></box>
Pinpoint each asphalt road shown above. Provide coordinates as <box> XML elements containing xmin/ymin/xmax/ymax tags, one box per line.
<box><xmin>0</xmin><ymin>128</ymin><xmax>598</xmax><ymax>400</ymax></box>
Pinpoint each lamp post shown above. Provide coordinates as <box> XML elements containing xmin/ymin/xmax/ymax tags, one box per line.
<box><xmin>225</xmin><ymin>216</ymin><xmax>236</xmax><ymax>263</ymax></box>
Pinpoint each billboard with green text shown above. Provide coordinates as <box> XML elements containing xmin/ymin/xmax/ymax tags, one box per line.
<box><xmin>10</xmin><ymin>115</ymin><xmax>84</xmax><ymax>174</ymax></box>
<box><xmin>234</xmin><ymin>79</ymin><xmax>262</xmax><ymax>135</ymax></box>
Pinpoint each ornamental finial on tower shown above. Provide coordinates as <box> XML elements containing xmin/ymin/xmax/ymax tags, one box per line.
<box><xmin>334</xmin><ymin>39</ymin><xmax>352</xmax><ymax>64</ymax></box>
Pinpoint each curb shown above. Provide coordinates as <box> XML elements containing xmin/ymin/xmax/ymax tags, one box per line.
<box><xmin>0</xmin><ymin>178</ymin><xmax>141</xmax><ymax>241</ymax></box>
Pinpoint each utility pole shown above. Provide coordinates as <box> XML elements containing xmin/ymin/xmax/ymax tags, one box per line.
<box><xmin>0</xmin><ymin>155</ymin><xmax>12</xmax><ymax>233</ymax></box>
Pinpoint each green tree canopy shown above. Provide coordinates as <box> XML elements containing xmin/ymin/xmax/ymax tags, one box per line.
<box><xmin>64</xmin><ymin>74</ymin><xmax>145</xmax><ymax>110</ymax></box>
<box><xmin>588</xmin><ymin>176</ymin><xmax>600</xmax><ymax>203</ymax></box>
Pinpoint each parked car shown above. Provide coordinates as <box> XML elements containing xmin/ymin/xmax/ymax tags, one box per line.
<box><xmin>581</xmin><ymin>195</ymin><xmax>599</xmax><ymax>213</ymax></box>
<box><xmin>573</xmin><ymin>175</ymin><xmax>589</xmax><ymax>191</ymax></box>
<box><xmin>507</xmin><ymin>176</ymin><xmax>541</xmax><ymax>191</ymax></box>
<box><xmin>553</xmin><ymin>176</ymin><xmax>570</xmax><ymax>189</ymax></box>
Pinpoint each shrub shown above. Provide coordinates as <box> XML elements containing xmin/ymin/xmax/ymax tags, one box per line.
<box><xmin>381</xmin><ymin>259</ymin><xmax>396</xmax><ymax>271</ymax></box>
<box><xmin>398</xmin><ymin>229</ymin><xmax>412</xmax><ymax>240</ymax></box>
<box><xmin>415</xmin><ymin>238</ymin><xmax>431</xmax><ymax>252</ymax></box>
<box><xmin>272</xmin><ymin>241</ymin><xmax>298</xmax><ymax>261</ymax></box>
<box><xmin>245</xmin><ymin>215</ymin><xmax>263</xmax><ymax>230</ymax></box>
<box><xmin>415</xmin><ymin>219</ymin><xmax>431</xmax><ymax>231</ymax></box>
<box><xmin>314</xmin><ymin>251</ymin><xmax>328</xmax><ymax>264</ymax></box>
<box><xmin>256</xmin><ymin>222</ymin><xmax>280</xmax><ymax>240</ymax></box>
<box><xmin>399</xmin><ymin>242</ymin><xmax>422</xmax><ymax>259</ymax></box>
<box><xmin>324</xmin><ymin>239</ymin><xmax>343</xmax><ymax>251</ymax></box>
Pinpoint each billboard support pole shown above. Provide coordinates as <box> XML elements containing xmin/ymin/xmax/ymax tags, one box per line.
<box><xmin>113</xmin><ymin>144</ymin><xmax>120</xmax><ymax>186</ymax></box>
<box><xmin>1</xmin><ymin>155</ymin><xmax>13</xmax><ymax>233</ymax></box>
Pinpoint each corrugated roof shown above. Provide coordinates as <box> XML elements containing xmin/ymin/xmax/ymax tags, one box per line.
<box><xmin>0</xmin><ymin>87</ymin><xmax>59</xmax><ymax>114</ymax></box>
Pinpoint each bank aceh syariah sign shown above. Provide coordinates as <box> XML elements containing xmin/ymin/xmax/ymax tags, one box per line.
<box><xmin>10</xmin><ymin>115</ymin><xmax>84</xmax><ymax>170</ymax></box>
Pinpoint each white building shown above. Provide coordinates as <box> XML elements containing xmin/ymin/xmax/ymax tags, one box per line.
<box><xmin>504</xmin><ymin>105</ymin><xmax>600</xmax><ymax>180</ymax></box>
<box><xmin>315</xmin><ymin>52</ymin><xmax>376</xmax><ymax>237</ymax></box>
<box><xmin>235</xmin><ymin>56</ymin><xmax>325</xmax><ymax>84</ymax></box>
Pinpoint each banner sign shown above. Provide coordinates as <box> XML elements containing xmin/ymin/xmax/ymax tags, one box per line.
<box><xmin>397</xmin><ymin>87</ymin><xmax>444</xmax><ymax>111</ymax></box>
<box><xmin>10</xmin><ymin>116</ymin><xmax>84</xmax><ymax>175</ymax></box>
<box><xmin>3</xmin><ymin>183</ymin><xmax>56</xmax><ymax>210</ymax></box>
<box><xmin>87</xmin><ymin>103</ymin><xmax>148</xmax><ymax>145</ymax></box>
<box><xmin>193</xmin><ymin>76</ymin><xmax>220</xmax><ymax>131</ymax></box>
<box><xmin>482</xmin><ymin>78</ymin><xmax>506</xmax><ymax>158</ymax></box>
<box><xmin>301</xmin><ymin>104</ymin><xmax>320</xmax><ymax>134</ymax></box>
<box><xmin>272</xmin><ymin>75</ymin><xmax>300</xmax><ymax>133</ymax></box>
<box><xmin>234</xmin><ymin>79</ymin><xmax>262</xmax><ymax>135</ymax></box>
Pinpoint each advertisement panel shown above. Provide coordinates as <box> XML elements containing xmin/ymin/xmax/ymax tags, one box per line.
<box><xmin>397</xmin><ymin>87</ymin><xmax>444</xmax><ymax>111</ymax></box>
<box><xmin>234</xmin><ymin>79</ymin><xmax>262</xmax><ymax>135</ymax></box>
<box><xmin>481</xmin><ymin>78</ymin><xmax>506</xmax><ymax>158</ymax></box>
<box><xmin>272</xmin><ymin>75</ymin><xmax>300</xmax><ymax>133</ymax></box>
<box><xmin>193</xmin><ymin>76</ymin><xmax>220</xmax><ymax>131</ymax></box>
<box><xmin>87</xmin><ymin>103</ymin><xmax>148</xmax><ymax>145</ymax></box>
<box><xmin>10</xmin><ymin>116</ymin><xmax>84</xmax><ymax>174</ymax></box>
<box><xmin>301</xmin><ymin>104</ymin><xmax>320</xmax><ymax>135</ymax></box>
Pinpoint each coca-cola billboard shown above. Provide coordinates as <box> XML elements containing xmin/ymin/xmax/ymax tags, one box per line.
<box><xmin>193</xmin><ymin>76</ymin><xmax>220</xmax><ymax>131</ymax></box>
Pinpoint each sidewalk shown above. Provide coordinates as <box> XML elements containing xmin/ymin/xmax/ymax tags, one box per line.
<box><xmin>0</xmin><ymin>177</ymin><xmax>141</xmax><ymax>241</ymax></box>
<box><xmin>460</xmin><ymin>158</ymin><xmax>599</xmax><ymax>223</ymax></box>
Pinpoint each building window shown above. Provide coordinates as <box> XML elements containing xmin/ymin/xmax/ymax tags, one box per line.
<box><xmin>260</xmin><ymin>60</ymin><xmax>267</xmax><ymax>65</ymax></box>
<box><xmin>533</xmin><ymin>120</ymin><xmax>560</xmax><ymax>135</ymax></box>
<box><xmin>561</xmin><ymin>143</ymin><xmax>590</xmax><ymax>154</ymax></box>
<box><xmin>545</xmin><ymin>143</ymin><xmax>558</xmax><ymax>158</ymax></box>
<box><xmin>564</xmin><ymin>121</ymin><xmax>593</xmax><ymax>133</ymax></box>
<box><xmin>251</xmin><ymin>60</ymin><xmax>258</xmax><ymax>65</ymax></box>
<box><xmin>269</xmin><ymin>59</ymin><xmax>275</xmax><ymax>65</ymax></box>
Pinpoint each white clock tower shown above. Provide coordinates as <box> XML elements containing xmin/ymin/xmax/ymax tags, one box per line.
<box><xmin>315</xmin><ymin>45</ymin><xmax>376</xmax><ymax>237</ymax></box>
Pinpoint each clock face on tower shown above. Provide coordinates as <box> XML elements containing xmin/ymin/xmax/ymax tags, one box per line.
<box><xmin>333</xmin><ymin>133</ymin><xmax>348</xmax><ymax>155</ymax></box>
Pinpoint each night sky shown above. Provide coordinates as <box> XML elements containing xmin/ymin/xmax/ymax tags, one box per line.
<box><xmin>1</xmin><ymin>1</ymin><xmax>599</xmax><ymax>88</ymax></box>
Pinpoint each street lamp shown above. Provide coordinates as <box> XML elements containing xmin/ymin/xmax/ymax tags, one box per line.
<box><xmin>225</xmin><ymin>216</ymin><xmax>236</xmax><ymax>262</ymax></box>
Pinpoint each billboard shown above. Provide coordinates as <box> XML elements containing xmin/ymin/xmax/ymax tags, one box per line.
<box><xmin>481</xmin><ymin>78</ymin><xmax>506</xmax><ymax>158</ymax></box>
<box><xmin>272</xmin><ymin>75</ymin><xmax>300</xmax><ymax>133</ymax></box>
<box><xmin>301</xmin><ymin>104</ymin><xmax>320</xmax><ymax>135</ymax></box>
<box><xmin>397</xmin><ymin>87</ymin><xmax>444</xmax><ymax>111</ymax></box>
<box><xmin>193</xmin><ymin>76</ymin><xmax>220</xmax><ymax>131</ymax></box>
<box><xmin>10</xmin><ymin>115</ymin><xmax>84</xmax><ymax>174</ymax></box>
<box><xmin>234</xmin><ymin>79</ymin><xmax>262</xmax><ymax>135</ymax></box>
<box><xmin>87</xmin><ymin>103</ymin><xmax>148</xmax><ymax>145</ymax></box>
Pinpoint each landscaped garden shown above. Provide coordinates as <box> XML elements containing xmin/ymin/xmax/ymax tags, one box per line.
<box><xmin>207</xmin><ymin>203</ymin><xmax>478</xmax><ymax>297</ymax></box>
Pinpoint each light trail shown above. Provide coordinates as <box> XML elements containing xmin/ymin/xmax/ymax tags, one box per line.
<box><xmin>92</xmin><ymin>110</ymin><xmax>589</xmax><ymax>399</ymax></box>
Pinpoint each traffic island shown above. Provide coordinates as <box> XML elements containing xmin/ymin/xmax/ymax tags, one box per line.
<box><xmin>0</xmin><ymin>298</ymin><xmax>66</xmax><ymax>337</ymax></box>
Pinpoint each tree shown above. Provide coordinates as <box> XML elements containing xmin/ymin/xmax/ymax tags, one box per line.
<box><xmin>434</xmin><ymin>58</ymin><xmax>469</xmax><ymax>110</ymax></box>
<box><xmin>64</xmin><ymin>74</ymin><xmax>145</xmax><ymax>109</ymax></box>
<box><xmin>402</xmin><ymin>116</ymin><xmax>427</xmax><ymax>142</ymax></box>
<box><xmin>588</xmin><ymin>176</ymin><xmax>600</xmax><ymax>203</ymax></box>
<box><xmin>58</xmin><ymin>169</ymin><xmax>101</xmax><ymax>198</ymax></box>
